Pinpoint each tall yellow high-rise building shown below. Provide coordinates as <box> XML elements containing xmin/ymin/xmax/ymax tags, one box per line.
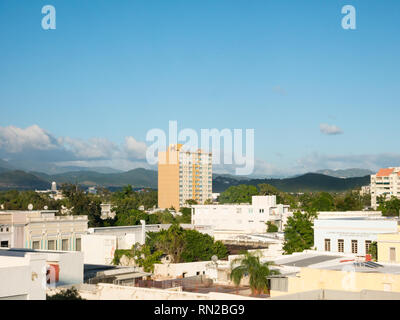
<box><xmin>158</xmin><ymin>144</ymin><xmax>213</xmax><ymax>210</ymax></box>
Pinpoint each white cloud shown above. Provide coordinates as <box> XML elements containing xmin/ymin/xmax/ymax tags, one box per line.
<box><xmin>0</xmin><ymin>125</ymin><xmax>59</xmax><ymax>152</ymax></box>
<box><xmin>61</xmin><ymin>137</ymin><xmax>121</xmax><ymax>160</ymax></box>
<box><xmin>124</xmin><ymin>136</ymin><xmax>147</xmax><ymax>160</ymax></box>
<box><xmin>320</xmin><ymin>123</ymin><xmax>343</xmax><ymax>135</ymax></box>
<box><xmin>0</xmin><ymin>125</ymin><xmax>150</xmax><ymax>171</ymax></box>
<box><xmin>294</xmin><ymin>152</ymin><xmax>400</xmax><ymax>173</ymax></box>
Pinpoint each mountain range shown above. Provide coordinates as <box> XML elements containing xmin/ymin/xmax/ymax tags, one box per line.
<box><xmin>0</xmin><ymin>159</ymin><xmax>372</xmax><ymax>193</ymax></box>
<box><xmin>314</xmin><ymin>168</ymin><xmax>374</xmax><ymax>179</ymax></box>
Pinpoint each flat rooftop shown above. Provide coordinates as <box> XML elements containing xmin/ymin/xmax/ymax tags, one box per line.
<box><xmin>0</xmin><ymin>248</ymin><xmax>70</xmax><ymax>257</ymax></box>
<box><xmin>274</xmin><ymin>254</ymin><xmax>342</xmax><ymax>268</ymax></box>
<box><xmin>273</xmin><ymin>251</ymin><xmax>400</xmax><ymax>275</ymax></box>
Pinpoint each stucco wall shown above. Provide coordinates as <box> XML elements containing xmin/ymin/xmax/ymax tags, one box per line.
<box><xmin>270</xmin><ymin>267</ymin><xmax>400</xmax><ymax>297</ymax></box>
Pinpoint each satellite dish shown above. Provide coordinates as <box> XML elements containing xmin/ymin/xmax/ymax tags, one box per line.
<box><xmin>211</xmin><ymin>255</ymin><xmax>218</xmax><ymax>263</ymax></box>
<box><xmin>44</xmin><ymin>206</ymin><xmax>48</xmax><ymax>210</ymax></box>
<box><xmin>28</xmin><ymin>204</ymin><xmax>33</xmax><ymax>211</ymax></box>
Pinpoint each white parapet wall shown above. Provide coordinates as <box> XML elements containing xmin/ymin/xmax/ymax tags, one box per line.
<box><xmin>153</xmin><ymin>261</ymin><xmax>211</xmax><ymax>279</ymax></box>
<box><xmin>63</xmin><ymin>283</ymin><xmax>265</xmax><ymax>300</ymax></box>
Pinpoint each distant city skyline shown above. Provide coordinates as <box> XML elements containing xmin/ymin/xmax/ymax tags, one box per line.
<box><xmin>1</xmin><ymin>0</ymin><xmax>399</xmax><ymax>176</ymax></box>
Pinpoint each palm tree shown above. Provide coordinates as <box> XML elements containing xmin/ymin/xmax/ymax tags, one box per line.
<box><xmin>230</xmin><ymin>251</ymin><xmax>280</xmax><ymax>296</ymax></box>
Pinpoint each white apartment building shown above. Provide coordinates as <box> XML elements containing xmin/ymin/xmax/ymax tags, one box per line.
<box><xmin>0</xmin><ymin>210</ymin><xmax>88</xmax><ymax>251</ymax></box>
<box><xmin>371</xmin><ymin>167</ymin><xmax>400</xmax><ymax>209</ymax></box>
<box><xmin>191</xmin><ymin>195</ymin><xmax>290</xmax><ymax>235</ymax></box>
<box><xmin>314</xmin><ymin>217</ymin><xmax>399</xmax><ymax>256</ymax></box>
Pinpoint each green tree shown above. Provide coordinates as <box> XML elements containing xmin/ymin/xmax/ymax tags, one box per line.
<box><xmin>61</xmin><ymin>184</ymin><xmax>103</xmax><ymax>227</ymax></box>
<box><xmin>266</xmin><ymin>221</ymin><xmax>279</xmax><ymax>233</ymax></box>
<box><xmin>46</xmin><ymin>287</ymin><xmax>84</xmax><ymax>300</ymax></box>
<box><xmin>368</xmin><ymin>241</ymin><xmax>378</xmax><ymax>261</ymax></box>
<box><xmin>311</xmin><ymin>192</ymin><xmax>335</xmax><ymax>211</ymax></box>
<box><xmin>283</xmin><ymin>211</ymin><xmax>316</xmax><ymax>254</ymax></box>
<box><xmin>131</xmin><ymin>244</ymin><xmax>163</xmax><ymax>272</ymax></box>
<box><xmin>146</xmin><ymin>225</ymin><xmax>228</xmax><ymax>263</ymax></box>
<box><xmin>176</xmin><ymin>207</ymin><xmax>192</xmax><ymax>224</ymax></box>
<box><xmin>335</xmin><ymin>192</ymin><xmax>362</xmax><ymax>211</ymax></box>
<box><xmin>185</xmin><ymin>199</ymin><xmax>198</xmax><ymax>205</ymax></box>
<box><xmin>181</xmin><ymin>229</ymin><xmax>228</xmax><ymax>262</ymax></box>
<box><xmin>258</xmin><ymin>184</ymin><xmax>297</xmax><ymax>208</ymax></box>
<box><xmin>379</xmin><ymin>196</ymin><xmax>400</xmax><ymax>217</ymax></box>
<box><xmin>219</xmin><ymin>185</ymin><xmax>259</xmax><ymax>204</ymax></box>
<box><xmin>230</xmin><ymin>251</ymin><xmax>280</xmax><ymax>296</ymax></box>
<box><xmin>153</xmin><ymin>224</ymin><xmax>186</xmax><ymax>263</ymax></box>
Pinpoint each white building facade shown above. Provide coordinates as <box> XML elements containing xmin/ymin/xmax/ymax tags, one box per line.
<box><xmin>314</xmin><ymin>218</ymin><xmax>399</xmax><ymax>256</ymax></box>
<box><xmin>0</xmin><ymin>248</ymin><xmax>84</xmax><ymax>299</ymax></box>
<box><xmin>191</xmin><ymin>195</ymin><xmax>290</xmax><ymax>235</ymax></box>
<box><xmin>0</xmin><ymin>210</ymin><xmax>88</xmax><ymax>251</ymax></box>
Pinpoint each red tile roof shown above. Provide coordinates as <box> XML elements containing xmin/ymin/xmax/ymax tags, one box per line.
<box><xmin>376</xmin><ymin>168</ymin><xmax>394</xmax><ymax>177</ymax></box>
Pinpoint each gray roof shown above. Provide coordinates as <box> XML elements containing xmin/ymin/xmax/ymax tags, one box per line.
<box><xmin>277</xmin><ymin>255</ymin><xmax>342</xmax><ymax>267</ymax></box>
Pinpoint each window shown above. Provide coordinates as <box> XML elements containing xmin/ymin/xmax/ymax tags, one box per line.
<box><xmin>62</xmin><ymin>239</ymin><xmax>69</xmax><ymax>251</ymax></box>
<box><xmin>338</xmin><ymin>239</ymin><xmax>344</xmax><ymax>253</ymax></box>
<box><xmin>351</xmin><ymin>240</ymin><xmax>358</xmax><ymax>254</ymax></box>
<box><xmin>390</xmin><ymin>247</ymin><xmax>396</xmax><ymax>263</ymax></box>
<box><xmin>324</xmin><ymin>239</ymin><xmax>331</xmax><ymax>252</ymax></box>
<box><xmin>365</xmin><ymin>240</ymin><xmax>372</xmax><ymax>255</ymax></box>
<box><xmin>0</xmin><ymin>241</ymin><xmax>9</xmax><ymax>248</ymax></box>
<box><xmin>32</xmin><ymin>241</ymin><xmax>40</xmax><ymax>250</ymax></box>
<box><xmin>47</xmin><ymin>240</ymin><xmax>56</xmax><ymax>250</ymax></box>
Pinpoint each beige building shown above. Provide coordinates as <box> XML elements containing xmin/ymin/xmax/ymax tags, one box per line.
<box><xmin>269</xmin><ymin>252</ymin><xmax>400</xmax><ymax>297</ymax></box>
<box><xmin>377</xmin><ymin>228</ymin><xmax>400</xmax><ymax>264</ymax></box>
<box><xmin>158</xmin><ymin>144</ymin><xmax>212</xmax><ymax>210</ymax></box>
<box><xmin>371</xmin><ymin>167</ymin><xmax>400</xmax><ymax>209</ymax></box>
<box><xmin>0</xmin><ymin>210</ymin><xmax>87</xmax><ymax>251</ymax></box>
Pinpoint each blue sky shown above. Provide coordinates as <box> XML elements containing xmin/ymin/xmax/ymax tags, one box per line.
<box><xmin>0</xmin><ymin>0</ymin><xmax>399</xmax><ymax>176</ymax></box>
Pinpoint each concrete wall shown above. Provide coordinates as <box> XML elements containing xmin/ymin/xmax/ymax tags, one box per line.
<box><xmin>271</xmin><ymin>289</ymin><xmax>400</xmax><ymax>300</ymax></box>
<box><xmin>0</xmin><ymin>253</ymin><xmax>47</xmax><ymax>300</ymax></box>
<box><xmin>378</xmin><ymin>231</ymin><xmax>400</xmax><ymax>263</ymax></box>
<box><xmin>65</xmin><ymin>283</ymin><xmax>262</xmax><ymax>300</ymax></box>
<box><xmin>82</xmin><ymin>234</ymin><xmax>117</xmax><ymax>265</ymax></box>
<box><xmin>154</xmin><ymin>261</ymin><xmax>211</xmax><ymax>279</ymax></box>
<box><xmin>270</xmin><ymin>267</ymin><xmax>400</xmax><ymax>298</ymax></box>
<box><xmin>46</xmin><ymin>251</ymin><xmax>84</xmax><ymax>286</ymax></box>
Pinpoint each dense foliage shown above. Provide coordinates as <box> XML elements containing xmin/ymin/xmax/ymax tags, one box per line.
<box><xmin>377</xmin><ymin>196</ymin><xmax>400</xmax><ymax>217</ymax></box>
<box><xmin>0</xmin><ymin>190</ymin><xmax>62</xmax><ymax>211</ymax></box>
<box><xmin>219</xmin><ymin>185</ymin><xmax>259</xmax><ymax>204</ymax></box>
<box><xmin>266</xmin><ymin>221</ymin><xmax>279</xmax><ymax>233</ymax></box>
<box><xmin>368</xmin><ymin>241</ymin><xmax>378</xmax><ymax>261</ymax></box>
<box><xmin>283</xmin><ymin>210</ymin><xmax>317</xmax><ymax>254</ymax></box>
<box><xmin>147</xmin><ymin>224</ymin><xmax>228</xmax><ymax>263</ymax></box>
<box><xmin>218</xmin><ymin>183</ymin><xmax>371</xmax><ymax>212</ymax></box>
<box><xmin>46</xmin><ymin>287</ymin><xmax>84</xmax><ymax>300</ymax></box>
